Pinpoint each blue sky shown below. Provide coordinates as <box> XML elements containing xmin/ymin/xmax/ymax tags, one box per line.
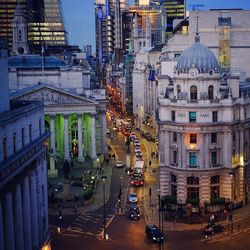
<box><xmin>61</xmin><ymin>0</ymin><xmax>250</xmax><ymax>51</ymax></box>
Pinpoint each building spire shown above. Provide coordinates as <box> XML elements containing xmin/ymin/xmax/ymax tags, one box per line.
<box><xmin>195</xmin><ymin>10</ymin><xmax>200</xmax><ymax>43</ymax></box>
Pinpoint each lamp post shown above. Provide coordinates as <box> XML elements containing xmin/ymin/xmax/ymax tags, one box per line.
<box><xmin>101</xmin><ymin>175</ymin><xmax>107</xmax><ymax>240</ymax></box>
<box><xmin>156</xmin><ymin>189</ymin><xmax>161</xmax><ymax>231</ymax></box>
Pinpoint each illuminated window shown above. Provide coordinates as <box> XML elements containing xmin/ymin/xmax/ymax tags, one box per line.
<box><xmin>190</xmin><ymin>134</ymin><xmax>197</xmax><ymax>144</ymax></box>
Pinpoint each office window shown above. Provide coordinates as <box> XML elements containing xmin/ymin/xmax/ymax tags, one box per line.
<box><xmin>13</xmin><ymin>132</ymin><xmax>16</xmax><ymax>153</ymax></box>
<box><xmin>29</xmin><ymin>124</ymin><xmax>32</xmax><ymax>142</ymax></box>
<box><xmin>22</xmin><ymin>128</ymin><xmax>25</xmax><ymax>147</ymax></box>
<box><xmin>190</xmin><ymin>85</ymin><xmax>197</xmax><ymax>100</ymax></box>
<box><xmin>171</xmin><ymin>111</ymin><xmax>176</xmax><ymax>121</ymax></box>
<box><xmin>173</xmin><ymin>132</ymin><xmax>177</xmax><ymax>142</ymax></box>
<box><xmin>189</xmin><ymin>152</ymin><xmax>197</xmax><ymax>167</ymax></box>
<box><xmin>189</xmin><ymin>112</ymin><xmax>196</xmax><ymax>123</ymax></box>
<box><xmin>211</xmin><ymin>151</ymin><xmax>217</xmax><ymax>165</ymax></box>
<box><xmin>3</xmin><ymin>137</ymin><xmax>7</xmax><ymax>160</ymax></box>
<box><xmin>211</xmin><ymin>133</ymin><xmax>217</xmax><ymax>143</ymax></box>
<box><xmin>212</xmin><ymin>111</ymin><xmax>218</xmax><ymax>122</ymax></box>
<box><xmin>190</xmin><ymin>134</ymin><xmax>197</xmax><ymax>144</ymax></box>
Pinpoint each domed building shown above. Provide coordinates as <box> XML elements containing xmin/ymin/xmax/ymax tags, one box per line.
<box><xmin>157</xmin><ymin>32</ymin><xmax>250</xmax><ymax>208</ymax></box>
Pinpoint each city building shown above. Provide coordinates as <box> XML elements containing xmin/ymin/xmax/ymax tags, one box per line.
<box><xmin>0</xmin><ymin>39</ymin><xmax>50</xmax><ymax>250</ymax></box>
<box><xmin>133</xmin><ymin>44</ymin><xmax>162</xmax><ymax>136</ymax></box>
<box><xmin>157</xmin><ymin>31</ymin><xmax>250</xmax><ymax>206</ymax></box>
<box><xmin>0</xmin><ymin>0</ymin><xmax>68</xmax><ymax>54</ymax></box>
<box><xmin>161</xmin><ymin>0</ymin><xmax>186</xmax><ymax>37</ymax></box>
<box><xmin>8</xmin><ymin>18</ymin><xmax>108</xmax><ymax>177</ymax></box>
<box><xmin>160</xmin><ymin>10</ymin><xmax>250</xmax><ymax>78</ymax></box>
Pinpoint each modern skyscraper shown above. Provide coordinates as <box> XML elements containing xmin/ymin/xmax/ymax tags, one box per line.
<box><xmin>161</xmin><ymin>0</ymin><xmax>185</xmax><ymax>37</ymax></box>
<box><xmin>0</xmin><ymin>0</ymin><xmax>68</xmax><ymax>53</ymax></box>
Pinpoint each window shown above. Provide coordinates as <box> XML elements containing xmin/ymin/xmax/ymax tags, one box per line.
<box><xmin>190</xmin><ymin>85</ymin><xmax>197</xmax><ymax>100</ymax></box>
<box><xmin>171</xmin><ymin>184</ymin><xmax>177</xmax><ymax>197</ymax></box>
<box><xmin>208</xmin><ymin>85</ymin><xmax>214</xmax><ymax>99</ymax></box>
<box><xmin>189</xmin><ymin>112</ymin><xmax>196</xmax><ymax>123</ymax></box>
<box><xmin>190</xmin><ymin>134</ymin><xmax>197</xmax><ymax>144</ymax></box>
<box><xmin>187</xmin><ymin>187</ymin><xmax>199</xmax><ymax>199</ymax></box>
<box><xmin>212</xmin><ymin>111</ymin><xmax>218</xmax><ymax>122</ymax></box>
<box><xmin>29</xmin><ymin>124</ymin><xmax>32</xmax><ymax>142</ymax></box>
<box><xmin>211</xmin><ymin>175</ymin><xmax>220</xmax><ymax>184</ymax></box>
<box><xmin>177</xmin><ymin>85</ymin><xmax>181</xmax><ymax>94</ymax></box>
<box><xmin>171</xmin><ymin>111</ymin><xmax>175</xmax><ymax>121</ymax></box>
<box><xmin>189</xmin><ymin>152</ymin><xmax>197</xmax><ymax>167</ymax></box>
<box><xmin>173</xmin><ymin>132</ymin><xmax>177</xmax><ymax>142</ymax></box>
<box><xmin>187</xmin><ymin>176</ymin><xmax>199</xmax><ymax>185</ymax></box>
<box><xmin>13</xmin><ymin>132</ymin><xmax>16</xmax><ymax>153</ymax></box>
<box><xmin>211</xmin><ymin>133</ymin><xmax>217</xmax><ymax>143</ymax></box>
<box><xmin>3</xmin><ymin>137</ymin><xmax>7</xmax><ymax>160</ymax></box>
<box><xmin>171</xmin><ymin>174</ymin><xmax>177</xmax><ymax>183</ymax></box>
<box><xmin>210</xmin><ymin>175</ymin><xmax>220</xmax><ymax>198</ymax></box>
<box><xmin>22</xmin><ymin>128</ymin><xmax>25</xmax><ymax>147</ymax></box>
<box><xmin>211</xmin><ymin>151</ymin><xmax>217</xmax><ymax>165</ymax></box>
<box><xmin>173</xmin><ymin>150</ymin><xmax>177</xmax><ymax>164</ymax></box>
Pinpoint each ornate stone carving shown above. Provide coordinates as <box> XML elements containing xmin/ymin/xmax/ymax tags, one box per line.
<box><xmin>16</xmin><ymin>87</ymin><xmax>89</xmax><ymax>105</ymax></box>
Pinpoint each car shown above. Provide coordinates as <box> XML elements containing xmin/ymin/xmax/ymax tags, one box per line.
<box><xmin>116</xmin><ymin>160</ymin><xmax>124</xmax><ymax>168</ymax></box>
<box><xmin>145</xmin><ymin>225</ymin><xmax>164</xmax><ymax>243</ymax></box>
<box><xmin>136</xmin><ymin>152</ymin><xmax>142</xmax><ymax>157</ymax></box>
<box><xmin>134</xmin><ymin>148</ymin><xmax>141</xmax><ymax>153</ymax></box>
<box><xmin>203</xmin><ymin>223</ymin><xmax>225</xmax><ymax>236</ymax></box>
<box><xmin>128</xmin><ymin>192</ymin><xmax>137</xmax><ymax>203</ymax></box>
<box><xmin>128</xmin><ymin>204</ymin><xmax>140</xmax><ymax>220</ymax></box>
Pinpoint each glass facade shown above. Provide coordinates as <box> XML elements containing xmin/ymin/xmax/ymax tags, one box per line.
<box><xmin>0</xmin><ymin>0</ymin><xmax>68</xmax><ymax>53</ymax></box>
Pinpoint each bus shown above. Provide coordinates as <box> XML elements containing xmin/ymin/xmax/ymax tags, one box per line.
<box><xmin>131</xmin><ymin>161</ymin><xmax>144</xmax><ymax>186</ymax></box>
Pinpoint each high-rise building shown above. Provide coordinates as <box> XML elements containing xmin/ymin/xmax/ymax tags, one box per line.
<box><xmin>0</xmin><ymin>0</ymin><xmax>68</xmax><ymax>53</ymax></box>
<box><xmin>161</xmin><ymin>0</ymin><xmax>185</xmax><ymax>37</ymax></box>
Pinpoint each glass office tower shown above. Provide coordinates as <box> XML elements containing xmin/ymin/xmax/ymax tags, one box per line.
<box><xmin>0</xmin><ymin>0</ymin><xmax>68</xmax><ymax>53</ymax></box>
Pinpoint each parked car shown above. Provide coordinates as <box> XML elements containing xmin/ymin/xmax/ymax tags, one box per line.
<box><xmin>203</xmin><ymin>223</ymin><xmax>225</xmax><ymax>236</ymax></box>
<box><xmin>128</xmin><ymin>204</ymin><xmax>140</xmax><ymax>220</ymax></box>
<box><xmin>128</xmin><ymin>193</ymin><xmax>137</xmax><ymax>203</ymax></box>
<box><xmin>145</xmin><ymin>225</ymin><xmax>164</xmax><ymax>243</ymax></box>
<box><xmin>116</xmin><ymin>160</ymin><xmax>124</xmax><ymax>168</ymax></box>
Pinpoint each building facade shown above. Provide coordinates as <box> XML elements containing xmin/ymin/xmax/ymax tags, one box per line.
<box><xmin>158</xmin><ymin>34</ymin><xmax>250</xmax><ymax>206</ymax></box>
<box><xmin>0</xmin><ymin>39</ymin><xmax>50</xmax><ymax>250</ymax></box>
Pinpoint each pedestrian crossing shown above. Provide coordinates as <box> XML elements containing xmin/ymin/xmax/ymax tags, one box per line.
<box><xmin>64</xmin><ymin>213</ymin><xmax>114</xmax><ymax>238</ymax></box>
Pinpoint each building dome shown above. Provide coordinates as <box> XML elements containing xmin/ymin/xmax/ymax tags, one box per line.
<box><xmin>176</xmin><ymin>38</ymin><xmax>219</xmax><ymax>74</ymax></box>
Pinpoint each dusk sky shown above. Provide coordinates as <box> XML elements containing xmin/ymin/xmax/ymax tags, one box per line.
<box><xmin>61</xmin><ymin>0</ymin><xmax>250</xmax><ymax>51</ymax></box>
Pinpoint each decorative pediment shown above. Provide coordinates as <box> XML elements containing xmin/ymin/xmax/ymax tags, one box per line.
<box><xmin>11</xmin><ymin>84</ymin><xmax>97</xmax><ymax>106</ymax></box>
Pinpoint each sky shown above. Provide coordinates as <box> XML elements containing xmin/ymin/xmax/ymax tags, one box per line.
<box><xmin>61</xmin><ymin>0</ymin><xmax>250</xmax><ymax>51</ymax></box>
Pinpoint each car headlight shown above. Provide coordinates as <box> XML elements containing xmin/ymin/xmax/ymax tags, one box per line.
<box><xmin>153</xmin><ymin>237</ymin><xmax>156</xmax><ymax>240</ymax></box>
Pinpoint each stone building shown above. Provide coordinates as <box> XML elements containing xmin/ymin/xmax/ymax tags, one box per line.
<box><xmin>157</xmin><ymin>32</ymin><xmax>250</xmax><ymax>206</ymax></box>
<box><xmin>0</xmin><ymin>39</ymin><xmax>50</xmax><ymax>250</ymax></box>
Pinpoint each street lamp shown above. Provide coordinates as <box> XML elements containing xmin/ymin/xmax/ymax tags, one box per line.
<box><xmin>101</xmin><ymin>175</ymin><xmax>107</xmax><ymax>240</ymax></box>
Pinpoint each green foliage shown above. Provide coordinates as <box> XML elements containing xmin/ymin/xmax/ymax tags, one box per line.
<box><xmin>84</xmin><ymin>189</ymin><xmax>93</xmax><ymax>200</ymax></box>
<box><xmin>186</xmin><ymin>198</ymin><xmax>199</xmax><ymax>206</ymax></box>
<box><xmin>210</xmin><ymin>197</ymin><xmax>226</xmax><ymax>205</ymax></box>
<box><xmin>163</xmin><ymin>195</ymin><xmax>177</xmax><ymax>204</ymax></box>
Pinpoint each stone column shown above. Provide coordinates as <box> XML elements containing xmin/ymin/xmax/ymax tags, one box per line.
<box><xmin>240</xmin><ymin>129</ymin><xmax>244</xmax><ymax>166</ymax></box>
<box><xmin>77</xmin><ymin>114</ymin><xmax>84</xmax><ymax>162</ymax></box>
<box><xmin>0</xmin><ymin>201</ymin><xmax>4</xmax><ymax>250</ymax></box>
<box><xmin>48</xmin><ymin>114</ymin><xmax>58</xmax><ymax>177</ymax></box>
<box><xmin>30</xmin><ymin>171</ymin><xmax>39</xmax><ymax>248</ymax></box>
<box><xmin>4</xmin><ymin>192</ymin><xmax>15</xmax><ymax>250</ymax></box>
<box><xmin>178</xmin><ymin>133</ymin><xmax>182</xmax><ymax>167</ymax></box>
<box><xmin>50</xmin><ymin>115</ymin><xmax>56</xmax><ymax>154</ymax></box>
<box><xmin>223</xmin><ymin>131</ymin><xmax>228</xmax><ymax>167</ymax></box>
<box><xmin>205</xmin><ymin>133</ymin><xmax>209</xmax><ymax>168</ymax></box>
<box><xmin>14</xmin><ymin>184</ymin><xmax>24</xmax><ymax>250</ymax></box>
<box><xmin>200</xmin><ymin>133</ymin><xmax>205</xmax><ymax>169</ymax></box>
<box><xmin>64</xmin><ymin>114</ymin><xmax>70</xmax><ymax>160</ymax></box>
<box><xmin>91</xmin><ymin>113</ymin><xmax>97</xmax><ymax>159</ymax></box>
<box><xmin>22</xmin><ymin>176</ymin><xmax>32</xmax><ymax>250</ymax></box>
<box><xmin>227</xmin><ymin>132</ymin><xmax>232</xmax><ymax>166</ymax></box>
<box><xmin>101</xmin><ymin>110</ymin><xmax>108</xmax><ymax>154</ymax></box>
<box><xmin>165</xmin><ymin>131</ymin><xmax>170</xmax><ymax>166</ymax></box>
<box><xmin>182</xmin><ymin>133</ymin><xmax>186</xmax><ymax>168</ymax></box>
<box><xmin>159</xmin><ymin>129</ymin><xmax>165</xmax><ymax>165</ymax></box>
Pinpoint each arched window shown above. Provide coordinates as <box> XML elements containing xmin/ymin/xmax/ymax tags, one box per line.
<box><xmin>208</xmin><ymin>85</ymin><xmax>214</xmax><ymax>100</ymax></box>
<box><xmin>177</xmin><ymin>85</ymin><xmax>181</xmax><ymax>95</ymax></box>
<box><xmin>190</xmin><ymin>85</ymin><xmax>197</xmax><ymax>100</ymax></box>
